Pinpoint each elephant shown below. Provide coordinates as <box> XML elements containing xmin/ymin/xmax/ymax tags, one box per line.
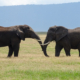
<box><xmin>0</xmin><ymin>25</ymin><xmax>43</xmax><ymax>57</ymax></box>
<box><xmin>42</xmin><ymin>25</ymin><xmax>80</xmax><ymax>57</ymax></box>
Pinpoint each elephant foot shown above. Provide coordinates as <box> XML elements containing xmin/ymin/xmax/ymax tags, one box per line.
<box><xmin>7</xmin><ymin>56</ymin><xmax>11</xmax><ymax>58</ymax></box>
<box><xmin>14</xmin><ymin>55</ymin><xmax>18</xmax><ymax>57</ymax></box>
<box><xmin>55</xmin><ymin>55</ymin><xmax>59</xmax><ymax>57</ymax></box>
<box><xmin>66</xmin><ymin>54</ymin><xmax>71</xmax><ymax>56</ymax></box>
<box><xmin>45</xmin><ymin>55</ymin><xmax>49</xmax><ymax>57</ymax></box>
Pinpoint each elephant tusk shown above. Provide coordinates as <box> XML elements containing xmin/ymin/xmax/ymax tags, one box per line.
<box><xmin>41</xmin><ymin>41</ymin><xmax>50</xmax><ymax>46</ymax></box>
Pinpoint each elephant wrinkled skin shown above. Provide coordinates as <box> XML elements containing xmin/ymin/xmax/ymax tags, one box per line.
<box><xmin>0</xmin><ymin>25</ymin><xmax>43</xmax><ymax>57</ymax></box>
<box><xmin>42</xmin><ymin>25</ymin><xmax>80</xmax><ymax>57</ymax></box>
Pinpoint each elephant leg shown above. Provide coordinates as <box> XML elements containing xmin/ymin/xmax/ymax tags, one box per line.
<box><xmin>78</xmin><ymin>50</ymin><xmax>80</xmax><ymax>57</ymax></box>
<box><xmin>13</xmin><ymin>44</ymin><xmax>20</xmax><ymax>57</ymax></box>
<box><xmin>7</xmin><ymin>45</ymin><xmax>14</xmax><ymax>57</ymax></box>
<box><xmin>78</xmin><ymin>47</ymin><xmax>80</xmax><ymax>57</ymax></box>
<box><xmin>64</xmin><ymin>47</ymin><xmax>70</xmax><ymax>56</ymax></box>
<box><xmin>55</xmin><ymin>44</ymin><xmax>63</xmax><ymax>57</ymax></box>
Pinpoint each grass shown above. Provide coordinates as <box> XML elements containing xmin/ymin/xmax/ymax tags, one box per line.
<box><xmin>0</xmin><ymin>34</ymin><xmax>80</xmax><ymax>80</ymax></box>
<box><xmin>1</xmin><ymin>70</ymin><xmax>80</xmax><ymax>80</ymax></box>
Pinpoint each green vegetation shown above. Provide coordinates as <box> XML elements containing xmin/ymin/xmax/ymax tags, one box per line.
<box><xmin>36</xmin><ymin>32</ymin><xmax>47</xmax><ymax>35</ymax></box>
<box><xmin>0</xmin><ymin>70</ymin><xmax>80</xmax><ymax>80</ymax></box>
<box><xmin>0</xmin><ymin>34</ymin><xmax>80</xmax><ymax>80</ymax></box>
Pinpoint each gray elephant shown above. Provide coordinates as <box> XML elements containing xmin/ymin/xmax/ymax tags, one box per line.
<box><xmin>42</xmin><ymin>25</ymin><xmax>80</xmax><ymax>57</ymax></box>
<box><xmin>0</xmin><ymin>25</ymin><xmax>43</xmax><ymax>57</ymax></box>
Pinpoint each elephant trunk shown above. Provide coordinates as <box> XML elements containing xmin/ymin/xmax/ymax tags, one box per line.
<box><xmin>41</xmin><ymin>39</ymin><xmax>50</xmax><ymax>57</ymax></box>
<box><xmin>43</xmin><ymin>44</ymin><xmax>49</xmax><ymax>57</ymax></box>
<box><xmin>32</xmin><ymin>33</ymin><xmax>43</xmax><ymax>51</ymax></box>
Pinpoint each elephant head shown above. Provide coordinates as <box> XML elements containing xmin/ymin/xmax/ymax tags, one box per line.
<box><xmin>42</xmin><ymin>25</ymin><xmax>68</xmax><ymax>57</ymax></box>
<box><xmin>14</xmin><ymin>25</ymin><xmax>43</xmax><ymax>51</ymax></box>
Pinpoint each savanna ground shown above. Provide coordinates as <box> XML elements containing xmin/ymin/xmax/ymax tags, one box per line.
<box><xmin>0</xmin><ymin>34</ymin><xmax>80</xmax><ymax>80</ymax></box>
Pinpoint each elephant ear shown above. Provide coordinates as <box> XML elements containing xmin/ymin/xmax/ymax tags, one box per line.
<box><xmin>16</xmin><ymin>27</ymin><xmax>25</xmax><ymax>41</ymax></box>
<box><xmin>56</xmin><ymin>26</ymin><xmax>68</xmax><ymax>41</ymax></box>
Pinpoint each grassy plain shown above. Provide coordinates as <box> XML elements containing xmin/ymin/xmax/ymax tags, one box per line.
<box><xmin>0</xmin><ymin>34</ymin><xmax>80</xmax><ymax>80</ymax></box>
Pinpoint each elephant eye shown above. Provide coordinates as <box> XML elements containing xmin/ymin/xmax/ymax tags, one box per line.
<box><xmin>27</xmin><ymin>27</ymin><xmax>29</xmax><ymax>30</ymax></box>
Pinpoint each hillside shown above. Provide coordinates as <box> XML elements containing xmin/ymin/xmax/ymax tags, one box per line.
<box><xmin>0</xmin><ymin>2</ymin><xmax>80</xmax><ymax>31</ymax></box>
